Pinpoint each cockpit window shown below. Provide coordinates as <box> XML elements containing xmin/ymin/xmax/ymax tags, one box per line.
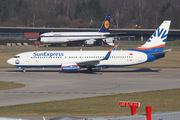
<box><xmin>14</xmin><ymin>56</ymin><xmax>20</xmax><ymax>58</ymax></box>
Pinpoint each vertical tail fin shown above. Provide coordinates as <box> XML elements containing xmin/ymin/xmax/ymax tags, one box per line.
<box><xmin>98</xmin><ymin>14</ymin><xmax>111</xmax><ymax>33</ymax></box>
<box><xmin>132</xmin><ymin>21</ymin><xmax>171</xmax><ymax>53</ymax></box>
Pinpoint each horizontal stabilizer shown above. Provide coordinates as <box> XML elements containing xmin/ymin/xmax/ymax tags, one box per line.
<box><xmin>152</xmin><ymin>49</ymin><xmax>172</xmax><ymax>55</ymax></box>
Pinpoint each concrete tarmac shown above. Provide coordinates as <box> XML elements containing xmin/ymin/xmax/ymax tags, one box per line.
<box><xmin>0</xmin><ymin>67</ymin><xmax>180</xmax><ymax>107</ymax></box>
<box><xmin>1</xmin><ymin>68</ymin><xmax>180</xmax><ymax>120</ymax></box>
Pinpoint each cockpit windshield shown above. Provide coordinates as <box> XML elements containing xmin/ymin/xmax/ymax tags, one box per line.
<box><xmin>14</xmin><ymin>56</ymin><xmax>20</xmax><ymax>58</ymax></box>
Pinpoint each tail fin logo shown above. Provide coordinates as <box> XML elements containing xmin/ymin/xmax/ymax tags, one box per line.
<box><xmin>132</xmin><ymin>21</ymin><xmax>171</xmax><ymax>51</ymax></box>
<box><xmin>104</xmin><ymin>20</ymin><xmax>109</xmax><ymax>29</ymax></box>
<box><xmin>149</xmin><ymin>28</ymin><xmax>168</xmax><ymax>43</ymax></box>
<box><xmin>98</xmin><ymin>14</ymin><xmax>111</xmax><ymax>32</ymax></box>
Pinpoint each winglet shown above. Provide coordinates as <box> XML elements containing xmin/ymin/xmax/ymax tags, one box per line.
<box><xmin>113</xmin><ymin>45</ymin><xmax>118</xmax><ymax>51</ymax></box>
<box><xmin>102</xmin><ymin>49</ymin><xmax>112</xmax><ymax>60</ymax></box>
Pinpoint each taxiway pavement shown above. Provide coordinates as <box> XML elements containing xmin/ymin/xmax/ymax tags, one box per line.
<box><xmin>0</xmin><ymin>68</ymin><xmax>180</xmax><ymax>107</ymax></box>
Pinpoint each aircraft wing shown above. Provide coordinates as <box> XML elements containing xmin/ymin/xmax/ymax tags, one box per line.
<box><xmin>114</xmin><ymin>36</ymin><xmax>135</xmax><ymax>39</ymax></box>
<box><xmin>103</xmin><ymin>32</ymin><xmax>134</xmax><ymax>39</ymax></box>
<box><xmin>77</xmin><ymin>45</ymin><xmax>118</xmax><ymax>67</ymax></box>
<box><xmin>66</xmin><ymin>38</ymin><xmax>92</xmax><ymax>42</ymax></box>
<box><xmin>104</xmin><ymin>32</ymin><xmax>127</xmax><ymax>37</ymax></box>
<box><xmin>77</xmin><ymin>48</ymin><xmax>114</xmax><ymax>67</ymax></box>
<box><xmin>77</xmin><ymin>59</ymin><xmax>100</xmax><ymax>66</ymax></box>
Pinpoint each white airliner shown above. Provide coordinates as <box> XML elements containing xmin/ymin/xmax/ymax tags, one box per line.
<box><xmin>37</xmin><ymin>14</ymin><xmax>114</xmax><ymax>46</ymax></box>
<box><xmin>7</xmin><ymin>21</ymin><xmax>171</xmax><ymax>72</ymax></box>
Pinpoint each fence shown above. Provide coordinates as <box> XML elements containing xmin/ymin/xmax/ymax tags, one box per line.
<box><xmin>0</xmin><ymin>32</ymin><xmax>24</xmax><ymax>39</ymax></box>
<box><xmin>0</xmin><ymin>32</ymin><xmax>39</xmax><ymax>40</ymax></box>
<box><xmin>50</xmin><ymin>111</ymin><xmax>180</xmax><ymax>120</ymax></box>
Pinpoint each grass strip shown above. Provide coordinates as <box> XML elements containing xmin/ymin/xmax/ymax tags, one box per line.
<box><xmin>0</xmin><ymin>88</ymin><xmax>180</xmax><ymax>116</ymax></box>
<box><xmin>0</xmin><ymin>81</ymin><xmax>24</xmax><ymax>90</ymax></box>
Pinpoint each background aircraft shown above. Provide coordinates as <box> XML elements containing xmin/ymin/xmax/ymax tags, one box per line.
<box><xmin>37</xmin><ymin>14</ymin><xmax>115</xmax><ymax>46</ymax></box>
<box><xmin>7</xmin><ymin>21</ymin><xmax>171</xmax><ymax>73</ymax></box>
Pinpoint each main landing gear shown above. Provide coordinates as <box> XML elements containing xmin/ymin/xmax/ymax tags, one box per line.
<box><xmin>86</xmin><ymin>67</ymin><xmax>93</xmax><ymax>73</ymax></box>
<box><xmin>23</xmin><ymin>68</ymin><xmax>26</xmax><ymax>73</ymax></box>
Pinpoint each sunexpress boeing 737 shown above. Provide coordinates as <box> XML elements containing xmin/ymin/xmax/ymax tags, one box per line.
<box><xmin>7</xmin><ymin>21</ymin><xmax>171</xmax><ymax>72</ymax></box>
<box><xmin>37</xmin><ymin>14</ymin><xmax>113</xmax><ymax>46</ymax></box>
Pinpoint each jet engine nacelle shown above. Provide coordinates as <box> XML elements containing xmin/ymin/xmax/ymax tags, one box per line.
<box><xmin>84</xmin><ymin>39</ymin><xmax>95</xmax><ymax>45</ymax></box>
<box><xmin>103</xmin><ymin>37</ymin><xmax>115</xmax><ymax>46</ymax></box>
<box><xmin>61</xmin><ymin>63</ymin><xmax>79</xmax><ymax>71</ymax></box>
<box><xmin>103</xmin><ymin>37</ymin><xmax>114</xmax><ymax>43</ymax></box>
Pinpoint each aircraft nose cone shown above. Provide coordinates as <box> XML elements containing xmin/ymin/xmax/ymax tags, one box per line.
<box><xmin>7</xmin><ymin>58</ymin><xmax>13</xmax><ymax>65</ymax></box>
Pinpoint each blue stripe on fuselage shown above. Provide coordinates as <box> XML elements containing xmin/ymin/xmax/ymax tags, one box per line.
<box><xmin>15</xmin><ymin>65</ymin><xmax>62</xmax><ymax>68</ymax></box>
<box><xmin>15</xmin><ymin>64</ymin><xmax>141</xmax><ymax>68</ymax></box>
<box><xmin>145</xmin><ymin>53</ymin><xmax>165</xmax><ymax>62</ymax></box>
<box><xmin>130</xmin><ymin>47</ymin><xmax>165</xmax><ymax>62</ymax></box>
<box><xmin>130</xmin><ymin>47</ymin><xmax>164</xmax><ymax>54</ymax></box>
<box><xmin>41</xmin><ymin>35</ymin><xmax>104</xmax><ymax>38</ymax></box>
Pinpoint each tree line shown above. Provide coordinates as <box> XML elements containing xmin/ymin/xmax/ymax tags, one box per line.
<box><xmin>0</xmin><ymin>0</ymin><xmax>180</xmax><ymax>29</ymax></box>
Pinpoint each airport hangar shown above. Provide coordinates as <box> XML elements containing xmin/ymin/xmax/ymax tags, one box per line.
<box><xmin>0</xmin><ymin>27</ymin><xmax>180</xmax><ymax>44</ymax></box>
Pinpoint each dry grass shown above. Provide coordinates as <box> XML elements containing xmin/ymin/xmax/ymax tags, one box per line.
<box><xmin>0</xmin><ymin>81</ymin><xmax>24</xmax><ymax>90</ymax></box>
<box><xmin>0</xmin><ymin>88</ymin><xmax>180</xmax><ymax>116</ymax></box>
<box><xmin>0</xmin><ymin>52</ymin><xmax>19</xmax><ymax>68</ymax></box>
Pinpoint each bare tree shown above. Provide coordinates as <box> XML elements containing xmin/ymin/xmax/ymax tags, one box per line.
<box><xmin>62</xmin><ymin>0</ymin><xmax>70</xmax><ymax>18</ymax></box>
<box><xmin>111</xmin><ymin>0</ymin><xmax>131</xmax><ymax>28</ymax></box>
<box><xmin>113</xmin><ymin>4</ymin><xmax>124</xmax><ymax>29</ymax></box>
<box><xmin>133</xmin><ymin>0</ymin><xmax>147</xmax><ymax>28</ymax></box>
<box><xmin>148</xmin><ymin>0</ymin><xmax>163</xmax><ymax>28</ymax></box>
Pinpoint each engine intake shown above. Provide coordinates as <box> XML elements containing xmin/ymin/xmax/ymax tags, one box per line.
<box><xmin>103</xmin><ymin>37</ymin><xmax>114</xmax><ymax>46</ymax></box>
<box><xmin>84</xmin><ymin>39</ymin><xmax>95</xmax><ymax>45</ymax></box>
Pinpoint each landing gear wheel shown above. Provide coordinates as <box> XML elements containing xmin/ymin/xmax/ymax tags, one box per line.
<box><xmin>87</xmin><ymin>67</ymin><xmax>93</xmax><ymax>73</ymax></box>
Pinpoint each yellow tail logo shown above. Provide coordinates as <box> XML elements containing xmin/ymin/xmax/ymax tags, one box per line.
<box><xmin>104</xmin><ymin>20</ymin><xmax>109</xmax><ymax>29</ymax></box>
